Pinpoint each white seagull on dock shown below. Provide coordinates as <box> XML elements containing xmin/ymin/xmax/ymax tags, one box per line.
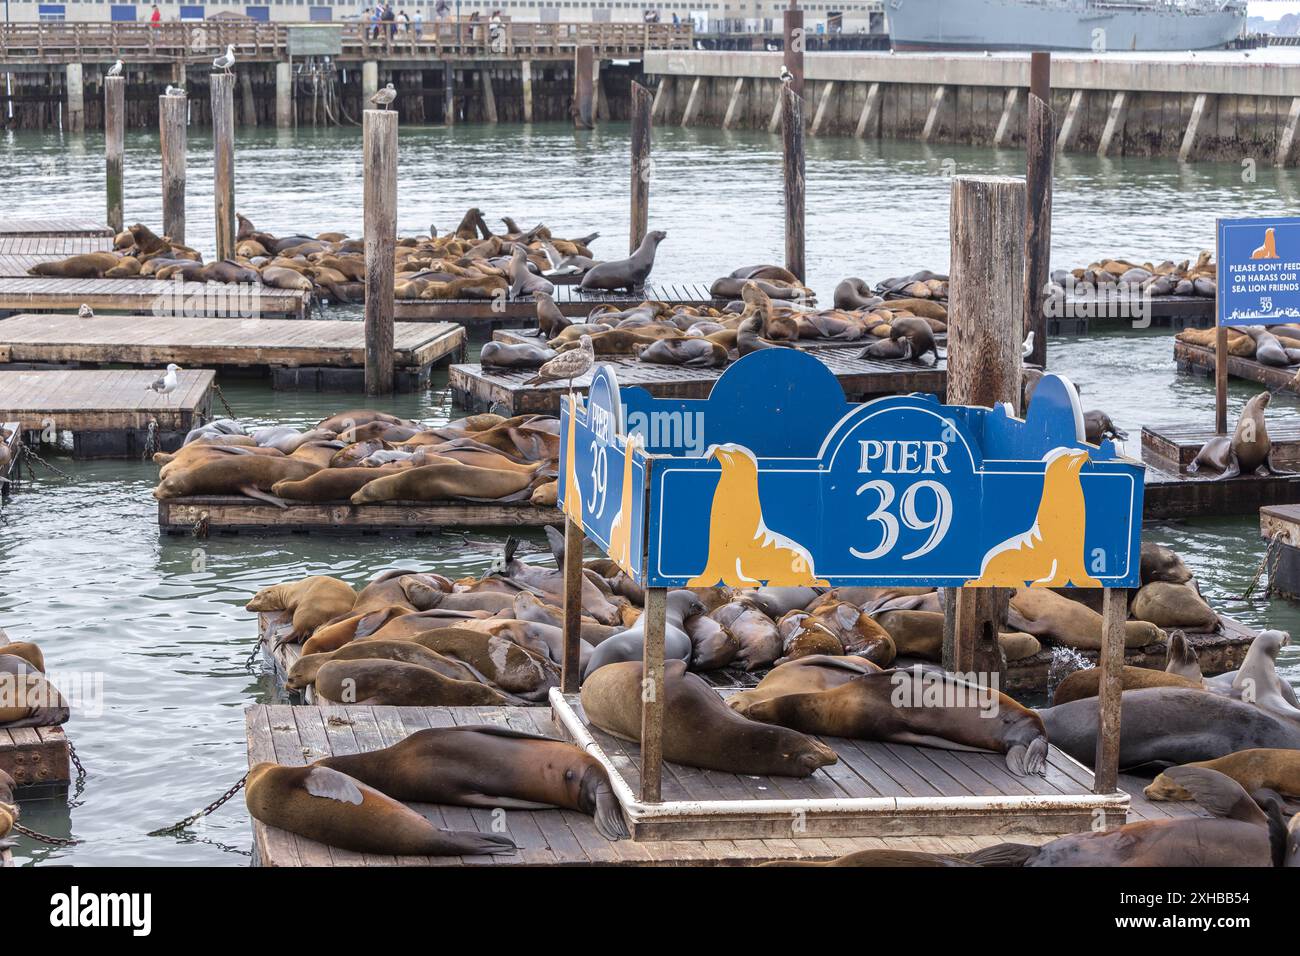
<box><xmin>78</xmin><ymin>303</ymin><xmax>94</xmax><ymax>319</ymax></box>
<box><xmin>523</xmin><ymin>335</ymin><xmax>594</xmax><ymax>392</ymax></box>
<box><xmin>146</xmin><ymin>364</ymin><xmax>181</xmax><ymax>404</ymax></box>
<box><xmin>165</xmin><ymin>85</ymin><xmax>186</xmax><ymax>97</ymax></box>
<box><xmin>1022</xmin><ymin>331</ymin><xmax>1035</xmax><ymax>360</ymax></box>
<box><xmin>369</xmin><ymin>83</ymin><xmax>397</xmax><ymax>110</ymax></box>
<box><xmin>213</xmin><ymin>45</ymin><xmax>236</xmax><ymax>75</ymax></box>
<box><xmin>107</xmin><ymin>60</ymin><xmax>123</xmax><ymax>78</ymax></box>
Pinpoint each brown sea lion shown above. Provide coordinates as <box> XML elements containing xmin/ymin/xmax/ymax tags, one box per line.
<box><xmin>480</xmin><ymin>340</ymin><xmax>556</xmax><ymax>369</ymax></box>
<box><xmin>351</xmin><ymin>462</ymin><xmax>535</xmax><ymax>504</ymax></box>
<box><xmin>636</xmin><ymin>337</ymin><xmax>729</xmax><ymax>368</ymax></box>
<box><xmin>711</xmin><ymin>601</ymin><xmax>783</xmax><ymax>671</ymax></box>
<box><xmin>270</xmin><ymin>466</ymin><xmax>400</xmax><ymax>501</ymax></box>
<box><xmin>287</xmin><ymin>637</ymin><xmax>480</xmax><ymax>691</ymax></box>
<box><xmin>1008</xmin><ymin>588</ymin><xmax>1165</xmax><ymax>651</ymax></box>
<box><xmin>1145</xmin><ymin>749</ymin><xmax>1300</xmax><ymax>803</ymax></box>
<box><xmin>246</xmin><ymin>575</ymin><xmax>357</xmax><ymax>643</ymax></box>
<box><xmin>1051</xmin><ymin>664</ymin><xmax>1204</xmax><ymax>706</ymax></box>
<box><xmin>874</xmin><ymin>609</ymin><xmax>1041</xmax><ymax>662</ymax></box>
<box><xmin>0</xmin><ymin>654</ymin><xmax>69</xmax><ymax>728</ymax></box>
<box><xmin>244</xmin><ymin>762</ymin><xmax>516</xmax><ymax>856</ymax></box>
<box><xmin>372</xmin><ymin>626</ymin><xmax>558</xmax><ymax>699</ymax></box>
<box><xmin>747</xmin><ymin>667</ymin><xmax>1049</xmax><ymax>776</ymax></box>
<box><xmin>0</xmin><ymin>769</ymin><xmax>15</xmax><ymax>847</ymax></box>
<box><xmin>686</xmin><ymin>612</ymin><xmax>739</xmax><ymax>670</ymax></box>
<box><xmin>728</xmin><ymin>655</ymin><xmax>883</xmax><ymax>716</ymax></box>
<box><xmin>314</xmin><ymin>658</ymin><xmax>516</xmax><ymax>706</ymax></box>
<box><xmin>353</xmin><ymin>570</ymin><xmax>452</xmax><ymax>613</ymax></box>
<box><xmin>315</xmin><ymin>726</ymin><xmax>629</xmax><ymax>840</ymax></box>
<box><xmin>578</xmin><ymin>230</ymin><xmax>666</xmax><ymax>292</ymax></box>
<box><xmin>776</xmin><ymin>613</ymin><xmax>845</xmax><ymax>663</ymax></box>
<box><xmin>1165</xmin><ymin>629</ymin><xmax>1203</xmax><ymax>680</ymax></box>
<box><xmin>1188</xmin><ymin>392</ymin><xmax>1289</xmax><ymax>479</ymax></box>
<box><xmin>298</xmin><ymin>605</ymin><xmax>412</xmax><ymax>656</ymax></box>
<box><xmin>0</xmin><ymin>641</ymin><xmax>45</xmax><ymax>673</ymax></box>
<box><xmin>27</xmin><ymin>252</ymin><xmax>121</xmax><ymax>278</ymax></box>
<box><xmin>580</xmin><ymin>660</ymin><xmax>838</xmax><ymax>777</ymax></box>
<box><xmin>153</xmin><ymin>456</ymin><xmax>320</xmax><ymax>507</ymax></box>
<box><xmin>1141</xmin><ymin>541</ymin><xmax>1194</xmax><ymax>585</ymax></box>
<box><xmin>1130</xmin><ymin>581</ymin><xmax>1219</xmax><ymax>631</ymax></box>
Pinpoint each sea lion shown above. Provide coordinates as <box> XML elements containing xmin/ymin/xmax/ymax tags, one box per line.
<box><xmin>286</xmin><ymin>638</ymin><xmax>483</xmax><ymax>691</ymax></box>
<box><xmin>581</xmin><ymin>590</ymin><xmax>700</xmax><ymax>679</ymax></box>
<box><xmin>1145</xmin><ymin>749</ymin><xmax>1300</xmax><ymax>804</ymax></box>
<box><xmin>1050</xmin><ymin>664</ymin><xmax>1204</xmax><ymax>706</ymax></box>
<box><xmin>1140</xmin><ymin>541</ymin><xmax>1193</xmax><ymax>585</ymax></box>
<box><xmin>27</xmin><ymin>252</ymin><xmax>122</xmax><ymax>278</ymax></box>
<box><xmin>747</xmin><ymin>667</ymin><xmax>1049</xmax><ymax>776</ymax></box>
<box><xmin>314</xmin><ymin>658</ymin><xmax>516</xmax><ymax>706</ymax></box>
<box><xmin>1083</xmin><ymin>410</ymin><xmax>1128</xmax><ymax>445</ymax></box>
<box><xmin>637</xmin><ymin>337</ymin><xmax>728</xmax><ymax>368</ymax></box>
<box><xmin>685</xmin><ymin>612</ymin><xmax>739</xmax><ymax>670</ymax></box>
<box><xmin>833</xmin><ymin>277</ymin><xmax>884</xmax><ymax>311</ymax></box>
<box><xmin>1007</xmin><ymin>587</ymin><xmax>1164</xmax><ymax>651</ymax></box>
<box><xmin>317</xmin><ymin>409</ymin><xmax>405</xmax><ymax>432</ymax></box>
<box><xmin>270</xmin><ymin>466</ymin><xmax>401</xmax><ymax>502</ymax></box>
<box><xmin>353</xmin><ymin>570</ymin><xmax>452</xmax><ymax>613</ymax></box>
<box><xmin>800</xmin><ymin>600</ymin><xmax>897</xmax><ymax>662</ymax></box>
<box><xmin>376</xmin><ymin>627</ymin><xmax>558</xmax><ymax>699</ymax></box>
<box><xmin>153</xmin><ymin>456</ymin><xmax>320</xmax><ymax>507</ymax></box>
<box><xmin>711</xmin><ymin>601</ymin><xmax>784</xmax><ymax>671</ymax></box>
<box><xmin>315</xmin><ymin>726</ymin><xmax>629</xmax><ymax>840</ymax></box>
<box><xmin>776</xmin><ymin>614</ymin><xmax>845</xmax><ymax>662</ymax></box>
<box><xmin>508</xmin><ymin>246</ymin><xmax>554</xmax><ymax>298</ymax></box>
<box><xmin>875</xmin><ymin>609</ymin><xmax>1040</xmax><ymax>662</ymax></box>
<box><xmin>244</xmin><ymin>762</ymin><xmax>516</xmax><ymax>856</ymax></box>
<box><xmin>1037</xmin><ymin>687</ymin><xmax>1300</xmax><ymax>769</ymax></box>
<box><xmin>297</xmin><ymin>606</ymin><xmax>414</xmax><ymax>656</ymax></box>
<box><xmin>728</xmin><ymin>655</ymin><xmax>883</xmax><ymax>716</ymax></box>
<box><xmin>1187</xmin><ymin>392</ymin><xmax>1289</xmax><ymax>478</ymax></box>
<box><xmin>1228</xmin><ymin>630</ymin><xmax>1300</xmax><ymax>721</ymax></box>
<box><xmin>350</xmin><ymin>462</ymin><xmax>535</xmax><ymax>504</ymax></box>
<box><xmin>1130</xmin><ymin>581</ymin><xmax>1218</xmax><ymax>631</ymax></box>
<box><xmin>480</xmin><ymin>340</ymin><xmax>556</xmax><ymax>369</ymax></box>
<box><xmin>889</xmin><ymin>316</ymin><xmax>940</xmax><ymax>362</ymax></box>
<box><xmin>0</xmin><ymin>769</ymin><xmax>14</xmax><ymax>848</ymax></box>
<box><xmin>578</xmin><ymin>230</ymin><xmax>665</xmax><ymax>292</ymax></box>
<box><xmin>580</xmin><ymin>660</ymin><xmax>838</xmax><ymax>777</ymax></box>
<box><xmin>1165</xmin><ymin>629</ymin><xmax>1203</xmax><ymax>680</ymax></box>
<box><xmin>0</xmin><ymin>654</ymin><xmax>69</xmax><ymax>728</ymax></box>
<box><xmin>765</xmin><ymin>848</ymin><xmax>976</xmax><ymax>867</ymax></box>
<box><xmin>0</xmin><ymin>641</ymin><xmax>45</xmax><ymax>673</ymax></box>
<box><xmin>246</xmin><ymin>576</ymin><xmax>357</xmax><ymax>643</ymax></box>
<box><xmin>534</xmin><ymin>291</ymin><xmax>570</xmax><ymax>338</ymax></box>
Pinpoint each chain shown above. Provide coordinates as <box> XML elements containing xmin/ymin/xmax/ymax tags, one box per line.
<box><xmin>1241</xmin><ymin>530</ymin><xmax>1285</xmax><ymax>600</ymax></box>
<box><xmin>211</xmin><ymin>384</ymin><xmax>239</xmax><ymax>420</ymax></box>
<box><xmin>192</xmin><ymin>510</ymin><xmax>210</xmax><ymax>539</ymax></box>
<box><xmin>12</xmin><ymin>821</ymin><xmax>80</xmax><ymax>848</ymax></box>
<box><xmin>66</xmin><ymin>739</ymin><xmax>88</xmax><ymax>808</ymax></box>
<box><xmin>147</xmin><ymin>772</ymin><xmax>248</xmax><ymax>837</ymax></box>
<box><xmin>142</xmin><ymin>419</ymin><xmax>159</xmax><ymax>460</ymax></box>
<box><xmin>20</xmin><ymin>444</ymin><xmax>73</xmax><ymax>481</ymax></box>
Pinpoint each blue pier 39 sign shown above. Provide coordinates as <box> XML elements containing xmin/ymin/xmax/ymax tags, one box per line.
<box><xmin>559</xmin><ymin>351</ymin><xmax>1145</xmax><ymax>591</ymax></box>
<box><xmin>1218</xmin><ymin>215</ymin><xmax>1300</xmax><ymax>327</ymax></box>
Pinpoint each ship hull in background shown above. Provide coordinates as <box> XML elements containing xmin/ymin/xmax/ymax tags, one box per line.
<box><xmin>888</xmin><ymin>0</ymin><xmax>1246</xmax><ymax>52</ymax></box>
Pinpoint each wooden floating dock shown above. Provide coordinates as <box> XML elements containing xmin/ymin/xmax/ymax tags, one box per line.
<box><xmin>1</xmin><ymin>421</ymin><xmax>18</xmax><ymax>502</ymax></box>
<box><xmin>0</xmin><ymin>633</ymin><xmax>71</xmax><ymax>796</ymax></box>
<box><xmin>159</xmin><ymin>495</ymin><xmax>562</xmax><ymax>535</ymax></box>
<box><xmin>0</xmin><ymin>276</ymin><xmax>310</xmax><ymax>320</ymax></box>
<box><xmin>1259</xmin><ymin>504</ymin><xmax>1300</xmax><ymax>601</ymax></box>
<box><xmin>1175</xmin><ymin>338</ymin><xmax>1300</xmax><ymax>394</ymax></box>
<box><xmin>394</xmin><ymin>282</ymin><xmax>720</xmax><ymax>328</ymax></box>
<box><xmin>0</xmin><ymin>314</ymin><xmax>466</xmax><ymax>392</ymax></box>
<box><xmin>245</xmin><ymin>701</ymin><xmax>1206</xmax><ymax>865</ymax></box>
<box><xmin>0</xmin><ymin>368</ymin><xmax>214</xmax><ymax>458</ymax></box>
<box><xmin>0</xmin><ymin>219</ymin><xmax>114</xmax><ymax>239</ymax></box>
<box><xmin>0</xmin><ymin>235</ymin><xmax>115</xmax><ymax>276</ymax></box>
<box><xmin>1140</xmin><ymin>427</ymin><xmax>1300</xmax><ymax>520</ymax></box>
<box><xmin>452</xmin><ymin>352</ymin><xmax>946</xmax><ymax>416</ymax></box>
<box><xmin>490</xmin><ymin>327</ymin><xmax>882</xmax><ymax>352</ymax></box>
<box><xmin>1047</xmin><ymin>295</ymin><xmax>1213</xmax><ymax>335</ymax></box>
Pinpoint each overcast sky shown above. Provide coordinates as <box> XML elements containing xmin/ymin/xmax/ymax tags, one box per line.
<box><xmin>1250</xmin><ymin>1</ymin><xmax>1300</xmax><ymax>19</ymax></box>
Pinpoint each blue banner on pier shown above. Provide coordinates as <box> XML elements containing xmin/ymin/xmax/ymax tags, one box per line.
<box><xmin>1218</xmin><ymin>215</ymin><xmax>1300</xmax><ymax>327</ymax></box>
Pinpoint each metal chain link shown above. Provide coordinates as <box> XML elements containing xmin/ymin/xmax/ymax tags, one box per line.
<box><xmin>66</xmin><ymin>739</ymin><xmax>88</xmax><ymax>809</ymax></box>
<box><xmin>211</xmin><ymin>384</ymin><xmax>239</xmax><ymax>420</ymax></box>
<box><xmin>20</xmin><ymin>444</ymin><xmax>73</xmax><ymax>481</ymax></box>
<box><xmin>192</xmin><ymin>510</ymin><xmax>210</xmax><ymax>539</ymax></box>
<box><xmin>147</xmin><ymin>772</ymin><xmax>248</xmax><ymax>837</ymax></box>
<box><xmin>13</xmin><ymin>821</ymin><xmax>80</xmax><ymax>848</ymax></box>
<box><xmin>142</xmin><ymin>419</ymin><xmax>159</xmax><ymax>460</ymax></box>
<box><xmin>1242</xmin><ymin>530</ymin><xmax>1285</xmax><ymax>600</ymax></box>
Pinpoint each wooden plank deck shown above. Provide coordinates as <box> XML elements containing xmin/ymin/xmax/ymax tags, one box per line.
<box><xmin>0</xmin><ymin>632</ymin><xmax>71</xmax><ymax>795</ymax></box>
<box><xmin>490</xmin><ymin>327</ymin><xmax>881</xmax><ymax>352</ymax></box>
<box><xmin>0</xmin><ymin>235</ymin><xmax>114</xmax><ymax>265</ymax></box>
<box><xmin>1175</xmin><ymin>338</ymin><xmax>1300</xmax><ymax>393</ymax></box>
<box><xmin>451</xmin><ymin>352</ymin><xmax>946</xmax><ymax>416</ymax></box>
<box><xmin>0</xmin><ymin>368</ymin><xmax>214</xmax><ymax>457</ymax></box>
<box><xmin>160</xmin><ymin>495</ymin><xmax>562</xmax><ymax>535</ymax></box>
<box><xmin>394</xmin><ymin>282</ymin><xmax>720</xmax><ymax>327</ymax></box>
<box><xmin>0</xmin><ymin>276</ymin><xmax>310</xmax><ymax>319</ymax></box>
<box><xmin>0</xmin><ymin>314</ymin><xmax>466</xmax><ymax>391</ymax></box>
<box><xmin>0</xmin><ymin>219</ymin><xmax>114</xmax><ymax>239</ymax></box>
<box><xmin>1047</xmin><ymin>295</ymin><xmax>1213</xmax><ymax>335</ymax></box>
<box><xmin>1144</xmin><ymin>421</ymin><xmax>1300</xmax><ymax>472</ymax></box>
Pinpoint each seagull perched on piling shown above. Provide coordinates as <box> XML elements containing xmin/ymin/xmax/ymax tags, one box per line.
<box><xmin>779</xmin><ymin>65</ymin><xmax>794</xmax><ymax>85</ymax></box>
<box><xmin>107</xmin><ymin>60</ymin><xmax>123</xmax><ymax>78</ymax></box>
<box><xmin>370</xmin><ymin>83</ymin><xmax>397</xmax><ymax>110</ymax></box>
<box><xmin>213</xmin><ymin>44</ymin><xmax>236</xmax><ymax>75</ymax></box>
<box><xmin>524</xmin><ymin>335</ymin><xmax>594</xmax><ymax>392</ymax></box>
<box><xmin>1022</xmin><ymin>331</ymin><xmax>1035</xmax><ymax>359</ymax></box>
<box><xmin>78</xmin><ymin>303</ymin><xmax>94</xmax><ymax>319</ymax></box>
<box><xmin>164</xmin><ymin>85</ymin><xmax>186</xmax><ymax>97</ymax></box>
<box><xmin>146</xmin><ymin>364</ymin><xmax>181</xmax><ymax>404</ymax></box>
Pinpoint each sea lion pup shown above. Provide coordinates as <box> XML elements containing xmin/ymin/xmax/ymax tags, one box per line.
<box><xmin>480</xmin><ymin>340</ymin><xmax>556</xmax><ymax>369</ymax></box>
<box><xmin>1130</xmin><ymin>581</ymin><xmax>1219</xmax><ymax>631</ymax></box>
<box><xmin>747</xmin><ymin>667</ymin><xmax>1049</xmax><ymax>777</ymax></box>
<box><xmin>1050</xmin><ymin>664</ymin><xmax>1204</xmax><ymax>706</ymax></box>
<box><xmin>1187</xmin><ymin>391</ymin><xmax>1291</xmax><ymax>479</ymax></box>
<box><xmin>1145</xmin><ymin>750</ymin><xmax>1300</xmax><ymax>804</ymax></box>
<box><xmin>636</xmin><ymin>337</ymin><xmax>728</xmax><ymax>368</ymax></box>
<box><xmin>153</xmin><ymin>455</ymin><xmax>320</xmax><ymax>508</ymax></box>
<box><xmin>246</xmin><ymin>575</ymin><xmax>358</xmax><ymax>644</ymax></box>
<box><xmin>315</xmin><ymin>726</ymin><xmax>630</xmax><ymax>840</ymax></box>
<box><xmin>1037</xmin><ymin>687</ymin><xmax>1300</xmax><ymax>769</ymax></box>
<box><xmin>728</xmin><ymin>655</ymin><xmax>883</xmax><ymax>716</ymax></box>
<box><xmin>287</xmin><ymin>638</ymin><xmax>486</xmax><ymax>692</ymax></box>
<box><xmin>244</xmin><ymin>762</ymin><xmax>516</xmax><ymax>857</ymax></box>
<box><xmin>0</xmin><ymin>654</ymin><xmax>70</xmax><ymax>728</ymax></box>
<box><xmin>580</xmin><ymin>590</ymin><xmax>701</xmax><ymax>679</ymax></box>
<box><xmin>314</xmin><ymin>658</ymin><xmax>517</xmax><ymax>706</ymax></box>
<box><xmin>581</xmin><ymin>660</ymin><xmax>838</xmax><ymax>777</ymax></box>
<box><xmin>350</xmin><ymin>461</ymin><xmax>535</xmax><ymax>505</ymax></box>
<box><xmin>987</xmin><ymin>768</ymin><xmax>1278</xmax><ymax>867</ymax></box>
<box><xmin>579</xmin><ymin>229</ymin><xmax>666</xmax><ymax>292</ymax></box>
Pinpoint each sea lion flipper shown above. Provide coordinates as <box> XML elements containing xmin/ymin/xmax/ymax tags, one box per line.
<box><xmin>594</xmin><ymin>784</ymin><xmax>630</xmax><ymax>841</ymax></box>
<box><xmin>1163</xmin><ymin>766</ymin><xmax>1268</xmax><ymax>826</ymax></box>
<box><xmin>1218</xmin><ymin>456</ymin><xmax>1241</xmax><ymax>481</ymax></box>
<box><xmin>962</xmin><ymin>842</ymin><xmax>1039</xmax><ymax>867</ymax></box>
<box><xmin>1266</xmin><ymin>451</ymin><xmax>1297</xmax><ymax>476</ymax></box>
<box><xmin>239</xmin><ymin>484</ymin><xmax>291</xmax><ymax>509</ymax></box>
<box><xmin>303</xmin><ymin>766</ymin><xmax>365</xmax><ymax>805</ymax></box>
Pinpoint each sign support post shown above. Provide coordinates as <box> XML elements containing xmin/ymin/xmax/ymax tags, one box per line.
<box><xmin>1215</xmin><ymin>222</ymin><xmax>1228</xmax><ymax>434</ymax></box>
<box><xmin>1093</xmin><ymin>587</ymin><xmax>1127</xmax><ymax>794</ymax></box>
<box><xmin>639</xmin><ymin>587</ymin><xmax>667</xmax><ymax>803</ymax></box>
<box><xmin>561</xmin><ymin>516</ymin><xmax>584</xmax><ymax>694</ymax></box>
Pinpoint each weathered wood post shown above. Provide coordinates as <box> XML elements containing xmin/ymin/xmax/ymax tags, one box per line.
<box><xmin>363</xmin><ymin>108</ymin><xmax>398</xmax><ymax>396</ymax></box>
<box><xmin>944</xmin><ymin>176</ymin><xmax>1027</xmax><ymax>680</ymax></box>
<box><xmin>443</xmin><ymin>62</ymin><xmax>455</xmax><ymax>125</ymax></box>
<box><xmin>639</xmin><ymin>587</ymin><xmax>667</xmax><ymax>803</ymax></box>
<box><xmin>521</xmin><ymin>60</ymin><xmax>534</xmax><ymax>123</ymax></box>
<box><xmin>1215</xmin><ymin>221</ymin><xmax>1228</xmax><ymax>434</ymax></box>
<box><xmin>104</xmin><ymin>75</ymin><xmax>125</xmax><ymax>232</ymax></box>
<box><xmin>159</xmin><ymin>92</ymin><xmax>188</xmax><ymax>246</ymax></box>
<box><xmin>210</xmin><ymin>73</ymin><xmax>237</xmax><ymax>261</ymax></box>
<box><xmin>1093</xmin><ymin>588</ymin><xmax>1127</xmax><ymax>794</ymax></box>
<box><xmin>1023</xmin><ymin>52</ymin><xmax>1052</xmax><ymax>369</ymax></box>
<box><xmin>573</xmin><ymin>44</ymin><xmax>595</xmax><ymax>129</ymax></box>
<box><xmin>66</xmin><ymin>63</ymin><xmax>85</xmax><ymax>132</ymax></box>
<box><xmin>561</xmin><ymin>518</ymin><xmax>584</xmax><ymax>694</ymax></box>
<box><xmin>782</xmin><ymin>5</ymin><xmax>805</xmax><ymax>283</ymax></box>
<box><xmin>629</xmin><ymin>81</ymin><xmax>652</xmax><ymax>255</ymax></box>
<box><xmin>783</xmin><ymin>4</ymin><xmax>805</xmax><ymax>99</ymax></box>
<box><xmin>275</xmin><ymin>62</ymin><xmax>293</xmax><ymax>128</ymax></box>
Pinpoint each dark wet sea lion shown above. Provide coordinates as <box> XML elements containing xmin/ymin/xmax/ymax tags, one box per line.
<box><xmin>685</xmin><ymin>612</ymin><xmax>739</xmax><ymax>669</ymax></box>
<box><xmin>579</xmin><ymin>230</ymin><xmax>665</xmax><ymax>292</ymax></box>
<box><xmin>728</xmin><ymin>655</ymin><xmax>883</xmax><ymax>716</ymax></box>
<box><xmin>286</xmin><ymin>638</ymin><xmax>482</xmax><ymax>691</ymax></box>
<box><xmin>711</xmin><ymin>601</ymin><xmax>783</xmax><ymax>671</ymax></box>
<box><xmin>480</xmin><ymin>340</ymin><xmax>556</xmax><ymax>369</ymax></box>
<box><xmin>833</xmin><ymin>277</ymin><xmax>884</xmax><ymax>311</ymax></box>
<box><xmin>889</xmin><ymin>316</ymin><xmax>939</xmax><ymax>361</ymax></box>
<box><xmin>1083</xmin><ymin>410</ymin><xmax>1128</xmax><ymax>445</ymax></box>
<box><xmin>315</xmin><ymin>726</ymin><xmax>629</xmax><ymax>840</ymax></box>
<box><xmin>1037</xmin><ymin>687</ymin><xmax>1300</xmax><ymax>769</ymax></box>
<box><xmin>1140</xmin><ymin>541</ymin><xmax>1193</xmax><ymax>585</ymax></box>
<box><xmin>244</xmin><ymin>762</ymin><xmax>516</xmax><ymax>856</ymax></box>
<box><xmin>0</xmin><ymin>654</ymin><xmax>69</xmax><ymax>728</ymax></box>
<box><xmin>1188</xmin><ymin>392</ymin><xmax>1287</xmax><ymax>478</ymax></box>
<box><xmin>747</xmin><ymin>667</ymin><xmax>1049</xmax><ymax>776</ymax></box>
<box><xmin>637</xmin><ymin>337</ymin><xmax>728</xmax><ymax>368</ymax></box>
<box><xmin>581</xmin><ymin>660</ymin><xmax>838</xmax><ymax>777</ymax></box>
<box><xmin>314</xmin><ymin>658</ymin><xmax>516</xmax><ymax>706</ymax></box>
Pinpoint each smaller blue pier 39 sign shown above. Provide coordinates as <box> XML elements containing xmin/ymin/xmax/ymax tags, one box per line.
<box><xmin>558</xmin><ymin>351</ymin><xmax>1145</xmax><ymax>591</ymax></box>
<box><xmin>1218</xmin><ymin>215</ymin><xmax>1300</xmax><ymax>327</ymax></box>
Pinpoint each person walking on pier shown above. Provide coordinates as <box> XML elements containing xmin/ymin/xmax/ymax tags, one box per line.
<box><xmin>414</xmin><ymin>8</ymin><xmax>423</xmax><ymax>39</ymax></box>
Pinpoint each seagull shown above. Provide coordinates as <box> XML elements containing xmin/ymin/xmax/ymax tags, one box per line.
<box><xmin>146</xmin><ymin>364</ymin><xmax>181</xmax><ymax>404</ymax></box>
<box><xmin>780</xmin><ymin>65</ymin><xmax>794</xmax><ymax>85</ymax></box>
<box><xmin>370</xmin><ymin>83</ymin><xmax>397</xmax><ymax>110</ymax></box>
<box><xmin>1022</xmin><ymin>331</ymin><xmax>1035</xmax><ymax>359</ymax></box>
<box><xmin>523</xmin><ymin>335</ymin><xmax>594</xmax><ymax>391</ymax></box>
<box><xmin>78</xmin><ymin>303</ymin><xmax>94</xmax><ymax>319</ymax></box>
<box><xmin>213</xmin><ymin>45</ymin><xmax>236</xmax><ymax>75</ymax></box>
<box><xmin>164</xmin><ymin>85</ymin><xmax>186</xmax><ymax>97</ymax></box>
<box><xmin>107</xmin><ymin>60</ymin><xmax>123</xmax><ymax>78</ymax></box>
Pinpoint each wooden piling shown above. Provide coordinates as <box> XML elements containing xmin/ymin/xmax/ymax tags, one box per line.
<box><xmin>443</xmin><ymin>62</ymin><xmax>455</xmax><ymax>125</ymax></box>
<box><xmin>480</xmin><ymin>68</ymin><xmax>498</xmax><ymax>123</ymax></box>
<box><xmin>782</xmin><ymin>83</ymin><xmax>806</xmax><ymax>284</ymax></box>
<box><xmin>1023</xmin><ymin>52</ymin><xmax>1052</xmax><ymax>369</ymax></box>
<box><xmin>66</xmin><ymin>63</ymin><xmax>85</xmax><ymax>132</ymax></box>
<box><xmin>629</xmin><ymin>81</ymin><xmax>652</xmax><ymax>255</ymax></box>
<box><xmin>1093</xmin><ymin>587</ymin><xmax>1127</xmax><ymax>794</ymax></box>
<box><xmin>521</xmin><ymin>60</ymin><xmax>534</xmax><ymax>123</ymax></box>
<box><xmin>159</xmin><ymin>93</ymin><xmax>188</xmax><ymax>247</ymax></box>
<box><xmin>104</xmin><ymin>76</ymin><xmax>125</xmax><ymax>233</ymax></box>
<box><xmin>639</xmin><ymin>586</ymin><xmax>667</xmax><ymax>804</ymax></box>
<box><xmin>783</xmin><ymin>7</ymin><xmax>805</xmax><ymax>98</ymax></box>
<box><xmin>239</xmin><ymin>70</ymin><xmax>258</xmax><ymax>127</ymax></box>
<box><xmin>210</xmin><ymin>74</ymin><xmax>236</xmax><ymax>261</ymax></box>
<box><xmin>945</xmin><ymin>175</ymin><xmax>1027</xmax><ymax>673</ymax></box>
<box><xmin>573</xmin><ymin>45</ymin><xmax>595</xmax><ymax>129</ymax></box>
<box><xmin>275</xmin><ymin>62</ymin><xmax>293</xmax><ymax>128</ymax></box>
<box><xmin>561</xmin><ymin>517</ymin><xmax>584</xmax><ymax>694</ymax></box>
<box><xmin>363</xmin><ymin>108</ymin><xmax>398</xmax><ymax>396</ymax></box>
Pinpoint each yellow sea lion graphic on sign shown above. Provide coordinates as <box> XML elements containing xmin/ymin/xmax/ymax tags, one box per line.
<box><xmin>606</xmin><ymin>434</ymin><xmax>640</xmax><ymax>573</ymax></box>
<box><xmin>687</xmin><ymin>444</ymin><xmax>828</xmax><ymax>588</ymax></box>
<box><xmin>1252</xmin><ymin>227</ymin><xmax>1280</xmax><ymax>261</ymax></box>
<box><xmin>563</xmin><ymin>393</ymin><xmax>584</xmax><ymax>531</ymax></box>
<box><xmin>966</xmin><ymin>448</ymin><xmax>1102</xmax><ymax>589</ymax></box>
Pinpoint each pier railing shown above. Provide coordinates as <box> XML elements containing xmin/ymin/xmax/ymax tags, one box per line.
<box><xmin>0</xmin><ymin>21</ymin><xmax>694</xmax><ymax>64</ymax></box>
